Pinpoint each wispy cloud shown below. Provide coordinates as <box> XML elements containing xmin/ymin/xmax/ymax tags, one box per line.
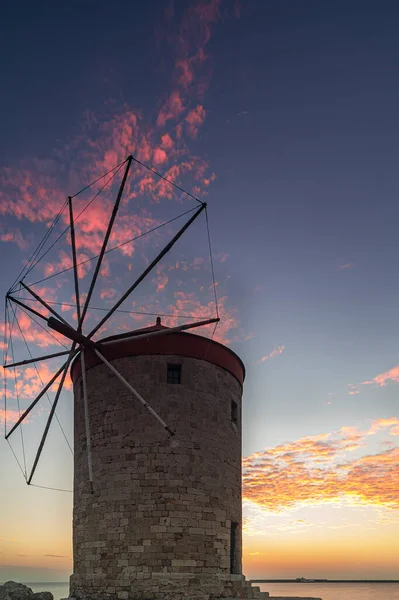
<box><xmin>257</xmin><ymin>346</ymin><xmax>285</xmax><ymax>364</ymax></box>
<box><xmin>44</xmin><ymin>554</ymin><xmax>69</xmax><ymax>558</ymax></box>
<box><xmin>338</xmin><ymin>263</ymin><xmax>355</xmax><ymax>270</ymax></box>
<box><xmin>0</xmin><ymin>229</ymin><xmax>29</xmax><ymax>251</ymax></box>
<box><xmin>362</xmin><ymin>364</ymin><xmax>399</xmax><ymax>387</ymax></box>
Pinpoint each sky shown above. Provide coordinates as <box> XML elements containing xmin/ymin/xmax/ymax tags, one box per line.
<box><xmin>1</xmin><ymin>0</ymin><xmax>399</xmax><ymax>583</ymax></box>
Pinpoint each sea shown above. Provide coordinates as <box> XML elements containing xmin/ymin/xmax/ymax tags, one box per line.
<box><xmin>24</xmin><ymin>582</ymin><xmax>69</xmax><ymax>600</ymax></box>
<box><xmin>258</xmin><ymin>582</ymin><xmax>399</xmax><ymax>600</ymax></box>
<box><xmin>21</xmin><ymin>581</ymin><xmax>399</xmax><ymax>600</ymax></box>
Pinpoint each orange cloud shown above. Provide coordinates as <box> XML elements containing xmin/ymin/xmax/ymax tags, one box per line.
<box><xmin>257</xmin><ymin>346</ymin><xmax>285</xmax><ymax>364</ymax></box>
<box><xmin>243</xmin><ymin>420</ymin><xmax>399</xmax><ymax>513</ymax></box>
<box><xmin>0</xmin><ymin>408</ymin><xmax>22</xmax><ymax>426</ymax></box>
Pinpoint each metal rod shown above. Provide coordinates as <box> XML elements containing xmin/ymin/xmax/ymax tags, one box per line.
<box><xmin>68</xmin><ymin>196</ymin><xmax>82</xmax><ymax>326</ymax></box>
<box><xmin>27</xmin><ymin>345</ymin><xmax>76</xmax><ymax>485</ymax></box>
<box><xmin>88</xmin><ymin>202</ymin><xmax>207</xmax><ymax>340</ymax></box>
<box><xmin>47</xmin><ymin>317</ymin><xmax>95</xmax><ymax>347</ymax></box>
<box><xmin>79</xmin><ymin>155</ymin><xmax>133</xmax><ymax>328</ymax></box>
<box><xmin>80</xmin><ymin>351</ymin><xmax>94</xmax><ymax>490</ymax></box>
<box><xmin>20</xmin><ymin>282</ymin><xmax>70</xmax><ymax>327</ymax></box>
<box><xmin>93</xmin><ymin>348</ymin><xmax>174</xmax><ymax>436</ymax></box>
<box><xmin>3</xmin><ymin>349</ymin><xmax>72</xmax><ymax>369</ymax></box>
<box><xmin>5</xmin><ymin>359</ymin><xmax>70</xmax><ymax>439</ymax></box>
<box><xmin>100</xmin><ymin>317</ymin><xmax>220</xmax><ymax>347</ymax></box>
<box><xmin>6</xmin><ymin>296</ymin><xmax>48</xmax><ymax>323</ymax></box>
<box><xmin>70</xmin><ymin>196</ymin><xmax>93</xmax><ymax>490</ymax></box>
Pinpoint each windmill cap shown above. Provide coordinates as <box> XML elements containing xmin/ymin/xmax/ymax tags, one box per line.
<box><xmin>70</xmin><ymin>317</ymin><xmax>245</xmax><ymax>386</ymax></box>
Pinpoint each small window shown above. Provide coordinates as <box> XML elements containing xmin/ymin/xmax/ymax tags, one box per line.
<box><xmin>231</xmin><ymin>400</ymin><xmax>238</xmax><ymax>425</ymax></box>
<box><xmin>167</xmin><ymin>364</ymin><xmax>181</xmax><ymax>384</ymax></box>
<box><xmin>230</xmin><ymin>521</ymin><xmax>239</xmax><ymax>574</ymax></box>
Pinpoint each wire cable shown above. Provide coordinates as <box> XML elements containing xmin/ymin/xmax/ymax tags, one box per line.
<box><xmin>131</xmin><ymin>156</ymin><xmax>203</xmax><ymax>205</ymax></box>
<box><xmin>29</xmin><ymin>483</ymin><xmax>73</xmax><ymax>492</ymax></box>
<box><xmin>9</xmin><ymin>333</ymin><xmax>27</xmax><ymax>478</ymax></box>
<box><xmin>8</xmin><ymin>303</ymin><xmax>73</xmax><ymax>456</ymax></box>
<box><xmin>3</xmin><ymin>298</ymin><xmax>9</xmax><ymax>437</ymax></box>
<box><xmin>17</xmin><ymin>304</ymin><xmax>70</xmax><ymax>350</ymax></box>
<box><xmin>7</xmin><ymin>439</ymin><xmax>27</xmax><ymax>480</ymax></box>
<box><xmin>8</xmin><ymin>199</ymin><xmax>69</xmax><ymax>294</ymax></box>
<box><xmin>205</xmin><ymin>206</ymin><xmax>219</xmax><ymax>319</ymax></box>
<box><xmin>26</xmin><ymin>206</ymin><xmax>197</xmax><ymax>287</ymax></box>
<box><xmin>22</xmin><ymin>164</ymin><xmax>126</xmax><ymax>280</ymax></box>
<box><xmin>9</xmin><ymin>160</ymin><xmax>127</xmax><ymax>292</ymax></box>
<box><xmin>15</xmin><ymin>297</ymin><xmax>212</xmax><ymax>321</ymax></box>
<box><xmin>70</xmin><ymin>157</ymin><xmax>128</xmax><ymax>199</ymax></box>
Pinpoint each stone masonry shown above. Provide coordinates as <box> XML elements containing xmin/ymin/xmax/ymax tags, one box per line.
<box><xmin>70</xmin><ymin>336</ymin><xmax>271</xmax><ymax>600</ymax></box>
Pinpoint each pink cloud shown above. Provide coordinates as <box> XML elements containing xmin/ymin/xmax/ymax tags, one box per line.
<box><xmin>362</xmin><ymin>365</ymin><xmax>399</xmax><ymax>387</ymax></box>
<box><xmin>153</xmin><ymin>147</ymin><xmax>168</xmax><ymax>165</ymax></box>
<box><xmin>157</xmin><ymin>91</ymin><xmax>185</xmax><ymax>128</ymax></box>
<box><xmin>257</xmin><ymin>346</ymin><xmax>285</xmax><ymax>364</ymax></box>
<box><xmin>167</xmin><ymin>292</ymin><xmax>237</xmax><ymax>345</ymax></box>
<box><xmin>0</xmin><ymin>229</ymin><xmax>29</xmax><ymax>250</ymax></box>
<box><xmin>100</xmin><ymin>288</ymin><xmax>117</xmax><ymax>300</ymax></box>
<box><xmin>161</xmin><ymin>133</ymin><xmax>174</xmax><ymax>150</ymax></box>
<box><xmin>339</xmin><ymin>263</ymin><xmax>355</xmax><ymax>270</ymax></box>
<box><xmin>185</xmin><ymin>105</ymin><xmax>206</xmax><ymax>138</ymax></box>
<box><xmin>175</xmin><ymin>48</ymin><xmax>207</xmax><ymax>89</ymax></box>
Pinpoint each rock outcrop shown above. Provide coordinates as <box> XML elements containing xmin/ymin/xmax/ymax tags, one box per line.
<box><xmin>0</xmin><ymin>583</ymin><xmax>53</xmax><ymax>600</ymax></box>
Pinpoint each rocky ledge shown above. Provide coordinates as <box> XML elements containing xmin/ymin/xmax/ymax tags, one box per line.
<box><xmin>0</xmin><ymin>582</ymin><xmax>53</xmax><ymax>600</ymax></box>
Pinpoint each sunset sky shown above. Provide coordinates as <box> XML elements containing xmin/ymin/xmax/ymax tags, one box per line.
<box><xmin>1</xmin><ymin>0</ymin><xmax>399</xmax><ymax>583</ymax></box>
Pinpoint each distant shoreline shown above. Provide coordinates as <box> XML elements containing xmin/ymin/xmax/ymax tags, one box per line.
<box><xmin>250</xmin><ymin>580</ymin><xmax>399</xmax><ymax>584</ymax></box>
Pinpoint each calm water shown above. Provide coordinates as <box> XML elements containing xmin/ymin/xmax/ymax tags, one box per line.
<box><xmin>25</xmin><ymin>582</ymin><xmax>69</xmax><ymax>600</ymax></box>
<box><xmin>259</xmin><ymin>582</ymin><xmax>399</xmax><ymax>600</ymax></box>
<box><xmin>21</xmin><ymin>581</ymin><xmax>399</xmax><ymax>600</ymax></box>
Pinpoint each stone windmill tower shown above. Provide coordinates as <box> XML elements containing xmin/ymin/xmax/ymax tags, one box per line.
<box><xmin>3</xmin><ymin>156</ymin><xmax>269</xmax><ymax>600</ymax></box>
<box><xmin>69</xmin><ymin>318</ymin><xmax>262</xmax><ymax>600</ymax></box>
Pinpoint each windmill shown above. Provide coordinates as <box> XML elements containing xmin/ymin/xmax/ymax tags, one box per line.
<box><xmin>2</xmin><ymin>154</ymin><xmax>220</xmax><ymax>491</ymax></box>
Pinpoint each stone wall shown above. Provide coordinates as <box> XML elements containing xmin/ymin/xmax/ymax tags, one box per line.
<box><xmin>70</xmin><ymin>352</ymin><xmax>243</xmax><ymax>600</ymax></box>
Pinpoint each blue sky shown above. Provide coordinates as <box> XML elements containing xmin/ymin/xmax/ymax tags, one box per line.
<box><xmin>1</xmin><ymin>0</ymin><xmax>399</xmax><ymax>582</ymax></box>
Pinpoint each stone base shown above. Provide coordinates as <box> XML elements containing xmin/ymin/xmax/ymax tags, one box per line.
<box><xmin>69</xmin><ymin>573</ymin><xmax>271</xmax><ymax>600</ymax></box>
<box><xmin>69</xmin><ymin>574</ymin><xmax>322</xmax><ymax>600</ymax></box>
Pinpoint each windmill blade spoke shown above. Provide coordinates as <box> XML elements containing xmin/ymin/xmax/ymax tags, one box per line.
<box><xmin>20</xmin><ymin>282</ymin><xmax>70</xmax><ymax>327</ymax></box>
<box><xmin>68</xmin><ymin>196</ymin><xmax>82</xmax><ymax>325</ymax></box>
<box><xmin>93</xmin><ymin>348</ymin><xmax>174</xmax><ymax>437</ymax></box>
<box><xmin>4</xmin><ymin>349</ymin><xmax>73</xmax><ymax>369</ymax></box>
<box><xmin>6</xmin><ymin>295</ymin><xmax>48</xmax><ymax>323</ymax></box>
<box><xmin>5</xmin><ymin>357</ymin><xmax>72</xmax><ymax>439</ymax></box>
<box><xmin>27</xmin><ymin>343</ymin><xmax>77</xmax><ymax>485</ymax></box>
<box><xmin>79</xmin><ymin>155</ymin><xmax>133</xmax><ymax>329</ymax></box>
<box><xmin>101</xmin><ymin>317</ymin><xmax>220</xmax><ymax>347</ymax></box>
<box><xmin>87</xmin><ymin>202</ymin><xmax>207</xmax><ymax>340</ymax></box>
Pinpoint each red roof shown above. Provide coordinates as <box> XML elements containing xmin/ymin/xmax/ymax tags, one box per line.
<box><xmin>70</xmin><ymin>317</ymin><xmax>245</xmax><ymax>386</ymax></box>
